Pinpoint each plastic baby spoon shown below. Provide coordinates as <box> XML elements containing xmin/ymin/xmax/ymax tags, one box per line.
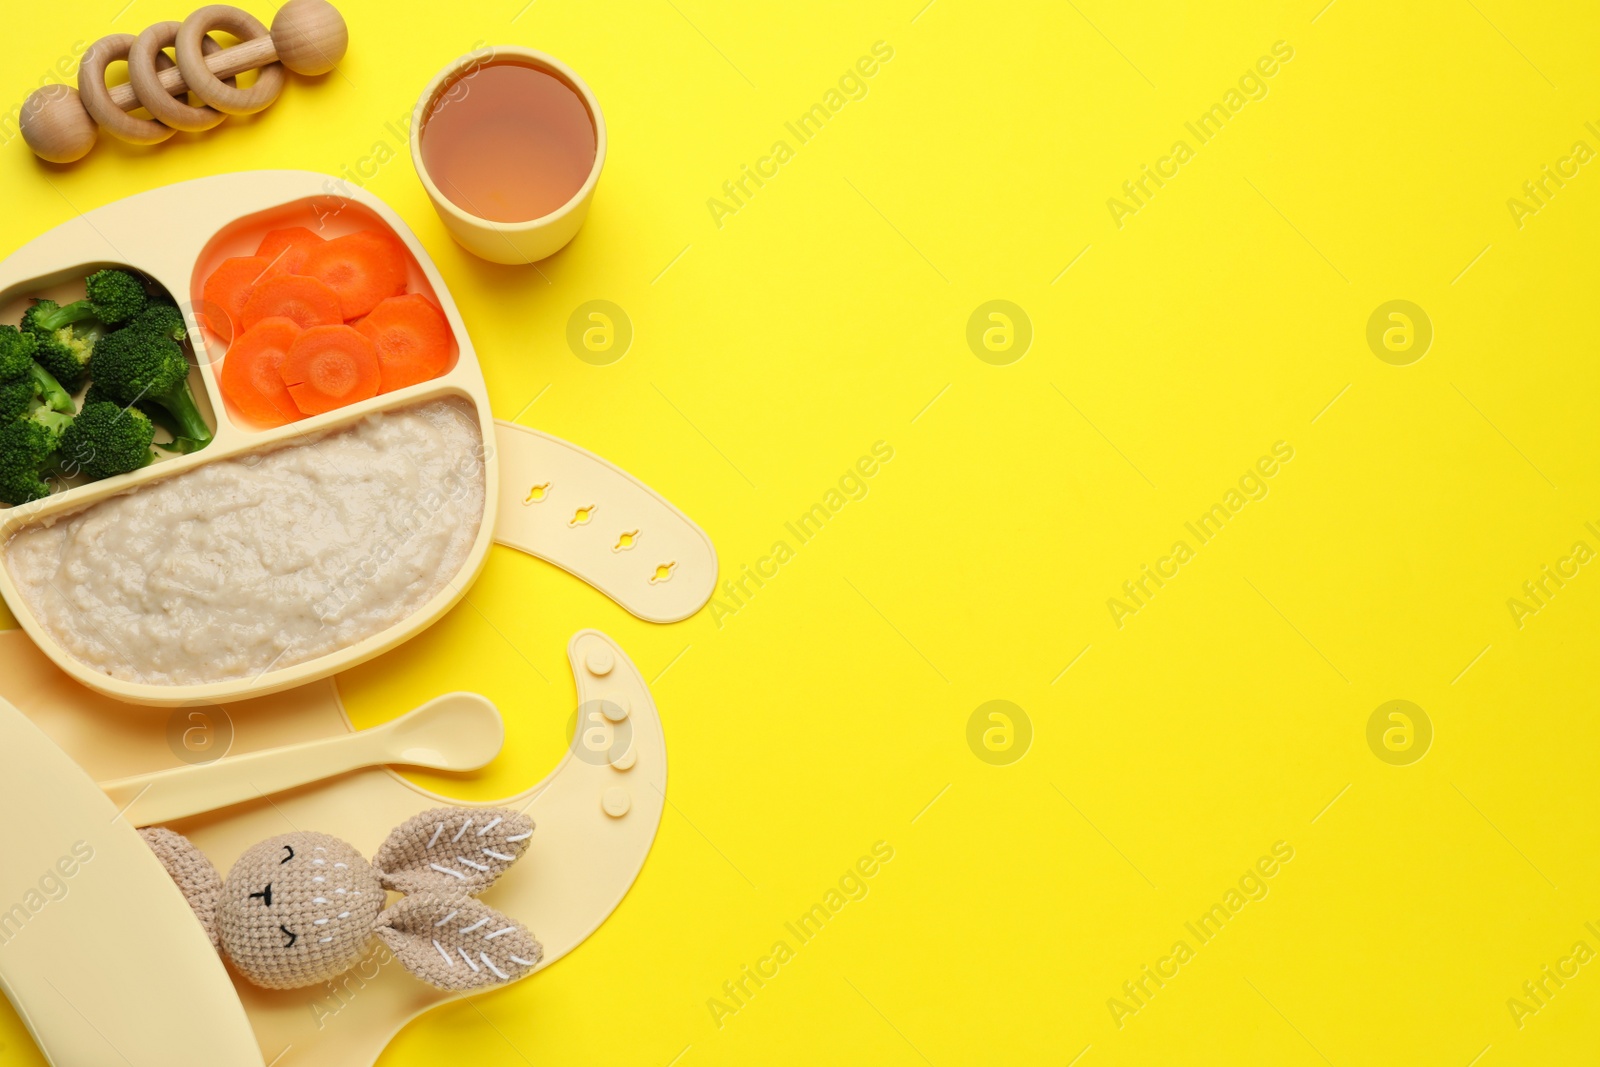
<box><xmin>99</xmin><ymin>692</ymin><xmax>505</xmax><ymax>826</ymax></box>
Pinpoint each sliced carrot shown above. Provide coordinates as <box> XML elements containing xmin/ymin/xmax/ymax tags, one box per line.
<box><xmin>355</xmin><ymin>294</ymin><xmax>454</xmax><ymax>393</ymax></box>
<box><xmin>256</xmin><ymin>227</ymin><xmax>326</xmax><ymax>274</ymax></box>
<box><xmin>200</xmin><ymin>256</ymin><xmax>275</xmax><ymax>339</ymax></box>
<box><xmin>299</xmin><ymin>230</ymin><xmax>409</xmax><ymax>320</ymax></box>
<box><xmin>280</xmin><ymin>325</ymin><xmax>381</xmax><ymax>415</ymax></box>
<box><xmin>220</xmin><ymin>317</ymin><xmax>306</xmax><ymax>427</ymax></box>
<box><xmin>240</xmin><ymin>273</ymin><xmax>343</xmax><ymax>331</ymax></box>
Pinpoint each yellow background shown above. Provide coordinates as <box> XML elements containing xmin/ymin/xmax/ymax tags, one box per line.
<box><xmin>3</xmin><ymin>0</ymin><xmax>1600</xmax><ymax>1063</ymax></box>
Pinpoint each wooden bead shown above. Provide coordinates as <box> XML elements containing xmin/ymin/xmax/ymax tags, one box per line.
<box><xmin>19</xmin><ymin>85</ymin><xmax>98</xmax><ymax>164</ymax></box>
<box><xmin>271</xmin><ymin>0</ymin><xmax>348</xmax><ymax>77</ymax></box>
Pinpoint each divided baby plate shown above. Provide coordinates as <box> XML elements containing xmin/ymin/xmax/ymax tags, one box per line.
<box><xmin>0</xmin><ymin>171</ymin><xmax>716</xmax><ymax>706</ymax></box>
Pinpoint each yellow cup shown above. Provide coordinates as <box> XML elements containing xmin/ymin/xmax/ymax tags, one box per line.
<box><xmin>411</xmin><ymin>46</ymin><xmax>607</xmax><ymax>265</ymax></box>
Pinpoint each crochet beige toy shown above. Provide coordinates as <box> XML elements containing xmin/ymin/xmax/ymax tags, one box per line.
<box><xmin>141</xmin><ymin>807</ymin><xmax>542</xmax><ymax>990</ymax></box>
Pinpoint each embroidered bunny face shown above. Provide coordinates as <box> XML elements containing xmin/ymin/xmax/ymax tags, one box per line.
<box><xmin>142</xmin><ymin>807</ymin><xmax>542</xmax><ymax>991</ymax></box>
<box><xmin>219</xmin><ymin>832</ymin><xmax>385</xmax><ymax>989</ymax></box>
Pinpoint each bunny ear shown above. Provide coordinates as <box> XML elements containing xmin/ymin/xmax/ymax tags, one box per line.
<box><xmin>375</xmin><ymin>893</ymin><xmax>543</xmax><ymax>991</ymax></box>
<box><xmin>372</xmin><ymin>807</ymin><xmax>534</xmax><ymax>895</ymax></box>
<box><xmin>139</xmin><ymin>827</ymin><xmax>223</xmax><ymax>951</ymax></box>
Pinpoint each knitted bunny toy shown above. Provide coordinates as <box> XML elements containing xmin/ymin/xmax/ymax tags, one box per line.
<box><xmin>140</xmin><ymin>807</ymin><xmax>542</xmax><ymax>991</ymax></box>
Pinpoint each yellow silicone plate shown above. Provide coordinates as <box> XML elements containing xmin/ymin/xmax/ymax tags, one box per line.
<box><xmin>0</xmin><ymin>171</ymin><xmax>499</xmax><ymax>708</ymax></box>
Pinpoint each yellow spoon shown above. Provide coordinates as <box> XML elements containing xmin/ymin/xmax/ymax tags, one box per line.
<box><xmin>99</xmin><ymin>692</ymin><xmax>504</xmax><ymax>827</ymax></box>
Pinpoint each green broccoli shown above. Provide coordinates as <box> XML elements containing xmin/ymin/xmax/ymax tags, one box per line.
<box><xmin>37</xmin><ymin>302</ymin><xmax>186</xmax><ymax>396</ymax></box>
<box><xmin>27</xmin><ymin>319</ymin><xmax>99</xmax><ymax>393</ymax></box>
<box><xmin>18</xmin><ymin>300</ymin><xmax>58</xmax><ymax>339</ymax></box>
<box><xmin>0</xmin><ymin>326</ymin><xmax>72</xmax><ymax>422</ymax></box>
<box><xmin>24</xmin><ymin>301</ymin><xmax>85</xmax><ymax>391</ymax></box>
<box><xmin>24</xmin><ymin>269</ymin><xmax>147</xmax><ymax>335</ymax></box>
<box><xmin>0</xmin><ymin>416</ymin><xmax>62</xmax><ymax>505</ymax></box>
<box><xmin>32</xmin><ymin>363</ymin><xmax>73</xmax><ymax>414</ymax></box>
<box><xmin>83</xmin><ymin>384</ymin><xmax>202</xmax><ymax>454</ymax></box>
<box><xmin>0</xmin><ymin>326</ymin><xmax>79</xmax><ymax>504</ymax></box>
<box><xmin>0</xmin><ymin>379</ymin><xmax>34</xmax><ymax>423</ymax></box>
<box><xmin>0</xmin><ymin>323</ymin><xmax>35</xmax><ymax>380</ymax></box>
<box><xmin>28</xmin><ymin>400</ymin><xmax>72</xmax><ymax>443</ymax></box>
<box><xmin>133</xmin><ymin>300</ymin><xmax>187</xmax><ymax>342</ymax></box>
<box><xmin>0</xmin><ymin>326</ymin><xmax>38</xmax><ymax>420</ymax></box>
<box><xmin>57</xmin><ymin>400</ymin><xmax>154</xmax><ymax>481</ymax></box>
<box><xmin>86</xmin><ymin>325</ymin><xmax>212</xmax><ymax>451</ymax></box>
<box><xmin>85</xmin><ymin>269</ymin><xmax>149</xmax><ymax>322</ymax></box>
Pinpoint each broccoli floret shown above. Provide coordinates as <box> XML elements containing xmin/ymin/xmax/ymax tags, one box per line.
<box><xmin>0</xmin><ymin>324</ymin><xmax>37</xmax><ymax>381</ymax></box>
<box><xmin>133</xmin><ymin>301</ymin><xmax>187</xmax><ymax>342</ymax></box>
<box><xmin>84</xmin><ymin>269</ymin><xmax>148</xmax><ymax>324</ymax></box>
<box><xmin>19</xmin><ymin>300</ymin><xmax>59</xmax><ymax>339</ymax></box>
<box><xmin>86</xmin><ymin>326</ymin><xmax>212</xmax><ymax>451</ymax></box>
<box><xmin>31</xmin><ymin>323</ymin><xmax>100</xmax><ymax>393</ymax></box>
<box><xmin>20</xmin><ymin>277</ymin><xmax>168</xmax><ymax>395</ymax></box>
<box><xmin>84</xmin><ymin>384</ymin><xmax>202</xmax><ymax>454</ymax></box>
<box><xmin>0</xmin><ymin>380</ymin><xmax>33</xmax><ymax>423</ymax></box>
<box><xmin>0</xmin><ymin>326</ymin><xmax>72</xmax><ymax>420</ymax></box>
<box><xmin>24</xmin><ymin>269</ymin><xmax>147</xmax><ymax>336</ymax></box>
<box><xmin>85</xmin><ymin>381</ymin><xmax>159</xmax><ymax>424</ymax></box>
<box><xmin>28</xmin><ymin>402</ymin><xmax>72</xmax><ymax>445</ymax></box>
<box><xmin>0</xmin><ymin>417</ymin><xmax>61</xmax><ymax>505</ymax></box>
<box><xmin>57</xmin><ymin>400</ymin><xmax>153</xmax><ymax>481</ymax></box>
<box><xmin>0</xmin><ymin>352</ymin><xmax>83</xmax><ymax>502</ymax></box>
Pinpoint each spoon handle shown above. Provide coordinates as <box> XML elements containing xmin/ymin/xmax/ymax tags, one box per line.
<box><xmin>101</xmin><ymin>726</ymin><xmax>381</xmax><ymax>827</ymax></box>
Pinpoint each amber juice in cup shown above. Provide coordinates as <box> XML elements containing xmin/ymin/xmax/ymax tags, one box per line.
<box><xmin>419</xmin><ymin>60</ymin><xmax>597</xmax><ymax>224</ymax></box>
<box><xmin>412</xmin><ymin>47</ymin><xmax>607</xmax><ymax>264</ymax></box>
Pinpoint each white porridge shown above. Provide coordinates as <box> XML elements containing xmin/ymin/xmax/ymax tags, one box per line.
<box><xmin>5</xmin><ymin>398</ymin><xmax>485</xmax><ymax>686</ymax></box>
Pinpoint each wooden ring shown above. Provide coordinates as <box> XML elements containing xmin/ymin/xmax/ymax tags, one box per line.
<box><xmin>177</xmin><ymin>5</ymin><xmax>285</xmax><ymax>115</ymax></box>
<box><xmin>78</xmin><ymin>34</ymin><xmax>177</xmax><ymax>146</ymax></box>
<box><xmin>129</xmin><ymin>22</ymin><xmax>234</xmax><ymax>133</ymax></box>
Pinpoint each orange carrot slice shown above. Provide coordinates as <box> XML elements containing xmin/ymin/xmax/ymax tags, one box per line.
<box><xmin>355</xmin><ymin>294</ymin><xmax>454</xmax><ymax>393</ymax></box>
<box><xmin>220</xmin><ymin>317</ymin><xmax>305</xmax><ymax>427</ymax></box>
<box><xmin>256</xmin><ymin>227</ymin><xmax>326</xmax><ymax>274</ymax></box>
<box><xmin>280</xmin><ymin>325</ymin><xmax>381</xmax><ymax>415</ymax></box>
<box><xmin>299</xmin><ymin>230</ymin><xmax>409</xmax><ymax>320</ymax></box>
<box><xmin>200</xmin><ymin>256</ymin><xmax>275</xmax><ymax>339</ymax></box>
<box><xmin>240</xmin><ymin>273</ymin><xmax>343</xmax><ymax>331</ymax></box>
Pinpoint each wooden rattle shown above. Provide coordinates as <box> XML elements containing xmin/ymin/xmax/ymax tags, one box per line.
<box><xmin>19</xmin><ymin>0</ymin><xmax>347</xmax><ymax>164</ymax></box>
